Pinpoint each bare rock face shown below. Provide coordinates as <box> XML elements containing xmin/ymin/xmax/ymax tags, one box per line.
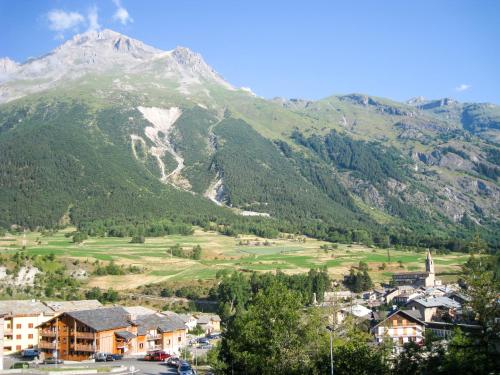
<box><xmin>0</xmin><ymin>29</ymin><xmax>232</xmax><ymax>103</ymax></box>
<box><xmin>0</xmin><ymin>266</ymin><xmax>40</xmax><ymax>286</ymax></box>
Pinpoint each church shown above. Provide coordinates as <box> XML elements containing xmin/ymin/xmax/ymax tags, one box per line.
<box><xmin>392</xmin><ymin>250</ymin><xmax>441</xmax><ymax>287</ymax></box>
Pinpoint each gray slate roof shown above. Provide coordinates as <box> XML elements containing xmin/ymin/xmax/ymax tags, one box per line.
<box><xmin>44</xmin><ymin>300</ymin><xmax>103</xmax><ymax>313</ymax></box>
<box><xmin>411</xmin><ymin>296</ymin><xmax>461</xmax><ymax>309</ymax></box>
<box><xmin>133</xmin><ymin>313</ymin><xmax>186</xmax><ymax>335</ymax></box>
<box><xmin>67</xmin><ymin>306</ymin><xmax>130</xmax><ymax>331</ymax></box>
<box><xmin>115</xmin><ymin>331</ymin><xmax>136</xmax><ymax>340</ymax></box>
<box><xmin>0</xmin><ymin>300</ymin><xmax>54</xmax><ymax>316</ymax></box>
<box><xmin>123</xmin><ymin>306</ymin><xmax>157</xmax><ymax>317</ymax></box>
<box><xmin>401</xmin><ymin>309</ymin><xmax>424</xmax><ymax>321</ymax></box>
<box><xmin>196</xmin><ymin>314</ymin><xmax>221</xmax><ymax>324</ymax></box>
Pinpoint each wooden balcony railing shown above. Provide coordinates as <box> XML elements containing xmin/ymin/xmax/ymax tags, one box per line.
<box><xmin>74</xmin><ymin>343</ymin><xmax>96</xmax><ymax>352</ymax></box>
<box><xmin>39</xmin><ymin>341</ymin><xmax>56</xmax><ymax>349</ymax></box>
<box><xmin>74</xmin><ymin>332</ymin><xmax>95</xmax><ymax>340</ymax></box>
<box><xmin>40</xmin><ymin>330</ymin><xmax>57</xmax><ymax>337</ymax></box>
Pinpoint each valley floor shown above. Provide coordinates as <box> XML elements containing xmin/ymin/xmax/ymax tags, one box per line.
<box><xmin>0</xmin><ymin>228</ymin><xmax>469</xmax><ymax>291</ymax></box>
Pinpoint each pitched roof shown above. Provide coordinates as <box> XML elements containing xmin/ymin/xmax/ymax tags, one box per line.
<box><xmin>393</xmin><ymin>271</ymin><xmax>429</xmax><ymax>277</ymax></box>
<box><xmin>115</xmin><ymin>331</ymin><xmax>136</xmax><ymax>341</ymax></box>
<box><xmin>0</xmin><ymin>300</ymin><xmax>54</xmax><ymax>317</ymax></box>
<box><xmin>176</xmin><ymin>313</ymin><xmax>195</xmax><ymax>323</ymax></box>
<box><xmin>67</xmin><ymin>306</ymin><xmax>130</xmax><ymax>331</ymax></box>
<box><xmin>410</xmin><ymin>297</ymin><xmax>461</xmax><ymax>309</ymax></box>
<box><xmin>196</xmin><ymin>314</ymin><xmax>221</xmax><ymax>324</ymax></box>
<box><xmin>44</xmin><ymin>300</ymin><xmax>103</xmax><ymax>313</ymax></box>
<box><xmin>123</xmin><ymin>306</ymin><xmax>157</xmax><ymax>317</ymax></box>
<box><xmin>371</xmin><ymin>309</ymin><xmax>425</xmax><ymax>330</ymax></box>
<box><xmin>401</xmin><ymin>309</ymin><xmax>424</xmax><ymax>321</ymax></box>
<box><xmin>341</xmin><ymin>304</ymin><xmax>372</xmax><ymax>318</ymax></box>
<box><xmin>133</xmin><ymin>313</ymin><xmax>186</xmax><ymax>335</ymax></box>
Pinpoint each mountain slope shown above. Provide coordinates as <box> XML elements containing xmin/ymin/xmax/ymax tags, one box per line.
<box><xmin>0</xmin><ymin>30</ymin><xmax>498</xmax><ymax>248</ymax></box>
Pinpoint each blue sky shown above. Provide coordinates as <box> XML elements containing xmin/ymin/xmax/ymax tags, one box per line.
<box><xmin>1</xmin><ymin>0</ymin><xmax>499</xmax><ymax>103</ymax></box>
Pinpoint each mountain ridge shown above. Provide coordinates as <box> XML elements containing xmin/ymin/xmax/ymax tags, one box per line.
<box><xmin>0</xmin><ymin>29</ymin><xmax>498</xmax><ymax>249</ymax></box>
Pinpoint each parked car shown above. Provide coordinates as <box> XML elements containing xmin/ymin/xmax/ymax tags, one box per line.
<box><xmin>42</xmin><ymin>358</ymin><xmax>63</xmax><ymax>365</ymax></box>
<box><xmin>165</xmin><ymin>356</ymin><xmax>181</xmax><ymax>367</ymax></box>
<box><xmin>177</xmin><ymin>362</ymin><xmax>195</xmax><ymax>375</ymax></box>
<box><xmin>197</xmin><ymin>337</ymin><xmax>209</xmax><ymax>345</ymax></box>
<box><xmin>207</xmin><ymin>333</ymin><xmax>221</xmax><ymax>340</ymax></box>
<box><xmin>95</xmin><ymin>352</ymin><xmax>110</xmax><ymax>362</ymax></box>
<box><xmin>22</xmin><ymin>349</ymin><xmax>40</xmax><ymax>359</ymax></box>
<box><xmin>200</xmin><ymin>344</ymin><xmax>213</xmax><ymax>350</ymax></box>
<box><xmin>110</xmin><ymin>354</ymin><xmax>123</xmax><ymax>360</ymax></box>
<box><xmin>144</xmin><ymin>350</ymin><xmax>170</xmax><ymax>361</ymax></box>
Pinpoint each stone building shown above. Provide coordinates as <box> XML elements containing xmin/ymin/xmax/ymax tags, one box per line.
<box><xmin>392</xmin><ymin>250</ymin><xmax>440</xmax><ymax>287</ymax></box>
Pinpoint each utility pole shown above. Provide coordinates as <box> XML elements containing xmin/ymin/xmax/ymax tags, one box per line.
<box><xmin>0</xmin><ymin>314</ymin><xmax>4</xmax><ymax>370</ymax></box>
<box><xmin>326</xmin><ymin>325</ymin><xmax>334</xmax><ymax>375</ymax></box>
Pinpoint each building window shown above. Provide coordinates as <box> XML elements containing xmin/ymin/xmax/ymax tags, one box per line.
<box><xmin>16</xmin><ymin>345</ymin><xmax>22</xmax><ymax>351</ymax></box>
<box><xmin>402</xmin><ymin>319</ymin><xmax>407</xmax><ymax>326</ymax></box>
<box><xmin>178</xmin><ymin>337</ymin><xmax>181</xmax><ymax>342</ymax></box>
<box><xmin>16</xmin><ymin>324</ymin><xmax>22</xmax><ymax>329</ymax></box>
<box><xmin>392</xmin><ymin>319</ymin><xmax>398</xmax><ymax>327</ymax></box>
<box><xmin>28</xmin><ymin>323</ymin><xmax>34</xmax><ymax>328</ymax></box>
<box><xmin>28</xmin><ymin>334</ymin><xmax>34</xmax><ymax>339</ymax></box>
<box><xmin>7</xmin><ymin>323</ymin><xmax>11</xmax><ymax>329</ymax></box>
<box><xmin>16</xmin><ymin>334</ymin><xmax>22</xmax><ymax>340</ymax></box>
<box><xmin>139</xmin><ymin>343</ymin><xmax>144</xmax><ymax>349</ymax></box>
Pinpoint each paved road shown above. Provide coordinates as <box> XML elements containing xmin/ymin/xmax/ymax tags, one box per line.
<box><xmin>117</xmin><ymin>358</ymin><xmax>177</xmax><ymax>374</ymax></box>
<box><xmin>75</xmin><ymin>358</ymin><xmax>181</xmax><ymax>374</ymax></box>
<box><xmin>3</xmin><ymin>357</ymin><xmax>182</xmax><ymax>374</ymax></box>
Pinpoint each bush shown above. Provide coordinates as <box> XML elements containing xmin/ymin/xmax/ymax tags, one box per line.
<box><xmin>72</xmin><ymin>232</ymin><xmax>88</xmax><ymax>243</ymax></box>
<box><xmin>130</xmin><ymin>235</ymin><xmax>145</xmax><ymax>244</ymax></box>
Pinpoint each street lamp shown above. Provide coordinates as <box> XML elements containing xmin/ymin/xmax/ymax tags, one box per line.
<box><xmin>326</xmin><ymin>325</ymin><xmax>334</xmax><ymax>375</ymax></box>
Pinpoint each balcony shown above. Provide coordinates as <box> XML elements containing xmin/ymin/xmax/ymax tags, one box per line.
<box><xmin>74</xmin><ymin>343</ymin><xmax>96</xmax><ymax>352</ymax></box>
<box><xmin>74</xmin><ymin>332</ymin><xmax>95</xmax><ymax>340</ymax></box>
<box><xmin>39</xmin><ymin>341</ymin><xmax>56</xmax><ymax>350</ymax></box>
<box><xmin>41</xmin><ymin>330</ymin><xmax>57</xmax><ymax>338</ymax></box>
<box><xmin>147</xmin><ymin>334</ymin><xmax>161</xmax><ymax>341</ymax></box>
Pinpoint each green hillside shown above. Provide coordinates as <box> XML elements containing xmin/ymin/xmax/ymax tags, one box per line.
<box><xmin>0</xmin><ymin>30</ymin><xmax>498</xmax><ymax>252</ymax></box>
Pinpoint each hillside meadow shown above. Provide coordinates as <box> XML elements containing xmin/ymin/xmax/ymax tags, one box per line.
<box><xmin>0</xmin><ymin>228</ymin><xmax>470</xmax><ymax>290</ymax></box>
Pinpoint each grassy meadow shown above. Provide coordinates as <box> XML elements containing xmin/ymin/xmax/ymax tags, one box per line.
<box><xmin>0</xmin><ymin>228</ymin><xmax>470</xmax><ymax>290</ymax></box>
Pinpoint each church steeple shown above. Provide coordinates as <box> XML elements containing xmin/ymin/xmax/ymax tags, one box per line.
<box><xmin>425</xmin><ymin>249</ymin><xmax>434</xmax><ymax>275</ymax></box>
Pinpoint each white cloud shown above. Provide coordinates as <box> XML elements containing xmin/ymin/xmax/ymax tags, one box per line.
<box><xmin>47</xmin><ymin>10</ymin><xmax>85</xmax><ymax>32</ymax></box>
<box><xmin>455</xmin><ymin>84</ymin><xmax>471</xmax><ymax>92</ymax></box>
<box><xmin>87</xmin><ymin>6</ymin><xmax>101</xmax><ymax>32</ymax></box>
<box><xmin>112</xmin><ymin>0</ymin><xmax>133</xmax><ymax>25</ymax></box>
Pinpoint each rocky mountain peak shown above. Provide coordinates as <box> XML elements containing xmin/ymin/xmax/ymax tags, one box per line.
<box><xmin>0</xmin><ymin>29</ymin><xmax>233</xmax><ymax>102</ymax></box>
<box><xmin>56</xmin><ymin>28</ymin><xmax>162</xmax><ymax>59</ymax></box>
<box><xmin>407</xmin><ymin>96</ymin><xmax>426</xmax><ymax>105</ymax></box>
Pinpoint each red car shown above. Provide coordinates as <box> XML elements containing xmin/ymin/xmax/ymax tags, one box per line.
<box><xmin>144</xmin><ymin>350</ymin><xmax>170</xmax><ymax>361</ymax></box>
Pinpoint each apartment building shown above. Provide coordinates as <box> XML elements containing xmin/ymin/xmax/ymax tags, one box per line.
<box><xmin>38</xmin><ymin>306</ymin><xmax>188</xmax><ymax>361</ymax></box>
<box><xmin>0</xmin><ymin>300</ymin><xmax>54</xmax><ymax>355</ymax></box>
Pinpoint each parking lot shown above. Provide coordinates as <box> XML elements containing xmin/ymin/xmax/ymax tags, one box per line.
<box><xmin>3</xmin><ymin>357</ymin><xmax>206</xmax><ymax>375</ymax></box>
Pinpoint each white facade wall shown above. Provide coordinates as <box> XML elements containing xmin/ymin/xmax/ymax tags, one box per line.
<box><xmin>3</xmin><ymin>314</ymin><xmax>53</xmax><ymax>355</ymax></box>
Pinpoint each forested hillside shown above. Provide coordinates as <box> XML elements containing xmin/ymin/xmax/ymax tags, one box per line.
<box><xmin>0</xmin><ymin>30</ymin><xmax>498</xmax><ymax>251</ymax></box>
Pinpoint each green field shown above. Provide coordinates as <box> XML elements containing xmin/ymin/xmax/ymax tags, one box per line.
<box><xmin>0</xmin><ymin>228</ymin><xmax>470</xmax><ymax>290</ymax></box>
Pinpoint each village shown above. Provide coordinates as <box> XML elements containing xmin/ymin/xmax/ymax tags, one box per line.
<box><xmin>0</xmin><ymin>249</ymin><xmax>485</xmax><ymax>374</ymax></box>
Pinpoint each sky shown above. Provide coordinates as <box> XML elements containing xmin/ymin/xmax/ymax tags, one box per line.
<box><xmin>0</xmin><ymin>0</ymin><xmax>499</xmax><ymax>103</ymax></box>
